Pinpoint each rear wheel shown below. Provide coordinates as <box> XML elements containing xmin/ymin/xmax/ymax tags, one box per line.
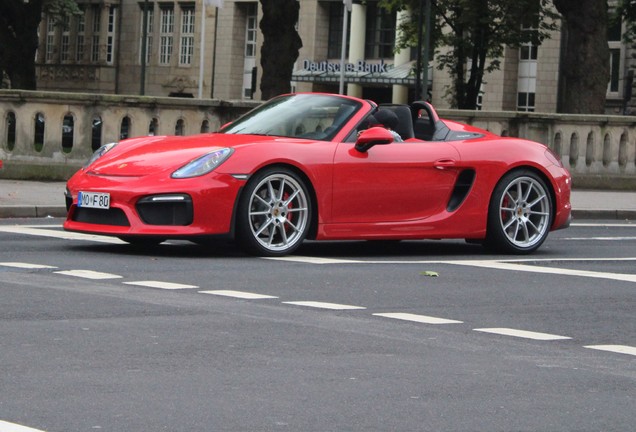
<box><xmin>485</xmin><ymin>170</ymin><xmax>552</xmax><ymax>254</ymax></box>
<box><xmin>236</xmin><ymin>167</ymin><xmax>311</xmax><ymax>256</ymax></box>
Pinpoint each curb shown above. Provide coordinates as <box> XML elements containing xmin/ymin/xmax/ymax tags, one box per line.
<box><xmin>0</xmin><ymin>205</ymin><xmax>67</xmax><ymax>219</ymax></box>
<box><xmin>571</xmin><ymin>209</ymin><xmax>636</xmax><ymax>221</ymax></box>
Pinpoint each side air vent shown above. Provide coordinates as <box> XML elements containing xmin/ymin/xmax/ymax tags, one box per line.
<box><xmin>447</xmin><ymin>169</ymin><xmax>476</xmax><ymax>212</ymax></box>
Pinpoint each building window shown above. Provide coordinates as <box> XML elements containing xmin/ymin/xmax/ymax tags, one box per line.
<box><xmin>139</xmin><ymin>6</ymin><xmax>154</xmax><ymax>64</ymax></box>
<box><xmin>91</xmin><ymin>5</ymin><xmax>101</xmax><ymax>62</ymax></box>
<box><xmin>76</xmin><ymin>10</ymin><xmax>85</xmax><ymax>62</ymax></box>
<box><xmin>61</xmin><ymin>15</ymin><xmax>71</xmax><ymax>61</ymax></box>
<box><xmin>45</xmin><ymin>17</ymin><xmax>56</xmax><ymax>62</ymax></box>
<box><xmin>365</xmin><ymin>2</ymin><xmax>396</xmax><ymax>59</ymax></box>
<box><xmin>607</xmin><ymin>18</ymin><xmax>622</xmax><ymax>95</ymax></box>
<box><xmin>242</xmin><ymin>3</ymin><xmax>257</xmax><ymax>99</ymax></box>
<box><xmin>517</xmin><ymin>92</ymin><xmax>535</xmax><ymax>112</ymax></box>
<box><xmin>160</xmin><ymin>6</ymin><xmax>174</xmax><ymax>65</ymax></box>
<box><xmin>327</xmin><ymin>2</ymin><xmax>346</xmax><ymax>59</ymax></box>
<box><xmin>245</xmin><ymin>5</ymin><xmax>257</xmax><ymax>57</ymax></box>
<box><xmin>609</xmin><ymin>49</ymin><xmax>621</xmax><ymax>93</ymax></box>
<box><xmin>519</xmin><ymin>42</ymin><xmax>537</xmax><ymax>61</ymax></box>
<box><xmin>106</xmin><ymin>6</ymin><xmax>117</xmax><ymax>64</ymax></box>
<box><xmin>179</xmin><ymin>7</ymin><xmax>195</xmax><ymax>65</ymax></box>
<box><xmin>517</xmin><ymin>20</ymin><xmax>537</xmax><ymax>112</ymax></box>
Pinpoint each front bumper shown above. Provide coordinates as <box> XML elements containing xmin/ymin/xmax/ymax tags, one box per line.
<box><xmin>63</xmin><ymin>172</ymin><xmax>244</xmax><ymax>238</ymax></box>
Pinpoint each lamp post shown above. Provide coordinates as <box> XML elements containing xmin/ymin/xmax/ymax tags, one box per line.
<box><xmin>415</xmin><ymin>0</ymin><xmax>431</xmax><ymax>101</ymax></box>
<box><xmin>339</xmin><ymin>0</ymin><xmax>352</xmax><ymax>94</ymax></box>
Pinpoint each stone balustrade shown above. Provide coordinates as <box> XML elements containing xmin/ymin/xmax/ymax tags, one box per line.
<box><xmin>1</xmin><ymin>90</ymin><xmax>636</xmax><ymax>189</ymax></box>
<box><xmin>439</xmin><ymin>109</ymin><xmax>636</xmax><ymax>189</ymax></box>
<box><xmin>0</xmin><ymin>90</ymin><xmax>258</xmax><ymax>180</ymax></box>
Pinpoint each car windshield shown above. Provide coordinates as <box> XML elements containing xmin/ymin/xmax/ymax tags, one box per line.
<box><xmin>221</xmin><ymin>94</ymin><xmax>361</xmax><ymax>141</ymax></box>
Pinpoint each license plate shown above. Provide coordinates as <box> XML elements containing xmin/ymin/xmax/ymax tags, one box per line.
<box><xmin>78</xmin><ymin>191</ymin><xmax>110</xmax><ymax>209</ymax></box>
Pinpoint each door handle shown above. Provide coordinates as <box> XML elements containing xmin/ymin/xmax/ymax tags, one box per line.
<box><xmin>434</xmin><ymin>159</ymin><xmax>456</xmax><ymax>170</ymax></box>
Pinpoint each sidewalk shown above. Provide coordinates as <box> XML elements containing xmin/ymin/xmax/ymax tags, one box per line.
<box><xmin>0</xmin><ymin>178</ymin><xmax>635</xmax><ymax>220</ymax></box>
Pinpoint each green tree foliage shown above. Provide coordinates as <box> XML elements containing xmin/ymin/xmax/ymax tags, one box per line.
<box><xmin>259</xmin><ymin>0</ymin><xmax>303</xmax><ymax>100</ymax></box>
<box><xmin>381</xmin><ymin>0</ymin><xmax>559</xmax><ymax>109</ymax></box>
<box><xmin>0</xmin><ymin>0</ymin><xmax>80</xmax><ymax>90</ymax></box>
<box><xmin>615</xmin><ymin>0</ymin><xmax>636</xmax><ymax>41</ymax></box>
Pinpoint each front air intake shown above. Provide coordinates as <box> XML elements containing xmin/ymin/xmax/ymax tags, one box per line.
<box><xmin>136</xmin><ymin>194</ymin><xmax>193</xmax><ymax>226</ymax></box>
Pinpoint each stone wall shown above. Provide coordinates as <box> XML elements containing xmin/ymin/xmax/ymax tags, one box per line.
<box><xmin>2</xmin><ymin>90</ymin><xmax>636</xmax><ymax>189</ymax></box>
<box><xmin>0</xmin><ymin>90</ymin><xmax>257</xmax><ymax>180</ymax></box>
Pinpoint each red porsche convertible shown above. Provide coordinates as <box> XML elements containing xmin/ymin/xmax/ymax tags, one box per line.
<box><xmin>64</xmin><ymin>93</ymin><xmax>571</xmax><ymax>256</ymax></box>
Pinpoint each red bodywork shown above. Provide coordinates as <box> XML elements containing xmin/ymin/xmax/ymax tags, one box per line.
<box><xmin>64</xmin><ymin>93</ymin><xmax>571</xmax><ymax>246</ymax></box>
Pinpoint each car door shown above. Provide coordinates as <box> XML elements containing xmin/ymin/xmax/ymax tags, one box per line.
<box><xmin>331</xmin><ymin>140</ymin><xmax>461</xmax><ymax>224</ymax></box>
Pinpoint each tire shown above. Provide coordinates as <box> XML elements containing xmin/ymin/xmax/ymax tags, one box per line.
<box><xmin>485</xmin><ymin>170</ymin><xmax>553</xmax><ymax>254</ymax></box>
<box><xmin>236</xmin><ymin>167</ymin><xmax>311</xmax><ymax>256</ymax></box>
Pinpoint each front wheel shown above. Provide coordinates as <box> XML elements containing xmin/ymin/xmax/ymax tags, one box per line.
<box><xmin>485</xmin><ymin>170</ymin><xmax>553</xmax><ymax>254</ymax></box>
<box><xmin>236</xmin><ymin>167</ymin><xmax>312</xmax><ymax>256</ymax></box>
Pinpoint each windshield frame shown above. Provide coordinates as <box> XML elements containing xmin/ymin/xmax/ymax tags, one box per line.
<box><xmin>220</xmin><ymin>94</ymin><xmax>363</xmax><ymax>141</ymax></box>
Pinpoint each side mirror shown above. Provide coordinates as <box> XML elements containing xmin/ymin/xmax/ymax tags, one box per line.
<box><xmin>354</xmin><ymin>126</ymin><xmax>394</xmax><ymax>152</ymax></box>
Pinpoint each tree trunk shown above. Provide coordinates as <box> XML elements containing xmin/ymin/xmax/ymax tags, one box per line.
<box><xmin>0</xmin><ymin>0</ymin><xmax>43</xmax><ymax>90</ymax></box>
<box><xmin>259</xmin><ymin>0</ymin><xmax>303</xmax><ymax>100</ymax></box>
<box><xmin>554</xmin><ymin>0</ymin><xmax>609</xmax><ymax>114</ymax></box>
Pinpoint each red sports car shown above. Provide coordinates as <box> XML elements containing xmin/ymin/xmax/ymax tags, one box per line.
<box><xmin>64</xmin><ymin>93</ymin><xmax>571</xmax><ymax>256</ymax></box>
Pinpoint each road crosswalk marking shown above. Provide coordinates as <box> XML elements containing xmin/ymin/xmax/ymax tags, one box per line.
<box><xmin>54</xmin><ymin>269</ymin><xmax>123</xmax><ymax>280</ymax></box>
<box><xmin>584</xmin><ymin>345</ymin><xmax>636</xmax><ymax>356</ymax></box>
<box><xmin>199</xmin><ymin>290</ymin><xmax>278</xmax><ymax>299</ymax></box>
<box><xmin>282</xmin><ymin>301</ymin><xmax>366</xmax><ymax>310</ymax></box>
<box><xmin>473</xmin><ymin>328</ymin><xmax>572</xmax><ymax>341</ymax></box>
<box><xmin>0</xmin><ymin>420</ymin><xmax>46</xmax><ymax>432</ymax></box>
<box><xmin>373</xmin><ymin>312</ymin><xmax>463</xmax><ymax>324</ymax></box>
<box><xmin>123</xmin><ymin>280</ymin><xmax>198</xmax><ymax>290</ymax></box>
<box><xmin>0</xmin><ymin>262</ymin><xmax>57</xmax><ymax>269</ymax></box>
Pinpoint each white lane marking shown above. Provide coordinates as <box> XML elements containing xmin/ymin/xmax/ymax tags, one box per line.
<box><xmin>473</xmin><ymin>328</ymin><xmax>572</xmax><ymax>341</ymax></box>
<box><xmin>0</xmin><ymin>262</ymin><xmax>57</xmax><ymax>269</ymax></box>
<box><xmin>123</xmin><ymin>280</ymin><xmax>198</xmax><ymax>290</ymax></box>
<box><xmin>282</xmin><ymin>301</ymin><xmax>366</xmax><ymax>310</ymax></box>
<box><xmin>563</xmin><ymin>236</ymin><xmax>636</xmax><ymax>241</ymax></box>
<box><xmin>199</xmin><ymin>290</ymin><xmax>278</xmax><ymax>299</ymax></box>
<box><xmin>584</xmin><ymin>345</ymin><xmax>636</xmax><ymax>356</ymax></box>
<box><xmin>54</xmin><ymin>269</ymin><xmax>123</xmax><ymax>280</ymax></box>
<box><xmin>571</xmin><ymin>223</ymin><xmax>636</xmax><ymax>227</ymax></box>
<box><xmin>374</xmin><ymin>312</ymin><xmax>463</xmax><ymax>324</ymax></box>
<box><xmin>265</xmin><ymin>256</ymin><xmax>365</xmax><ymax>264</ymax></box>
<box><xmin>0</xmin><ymin>225</ymin><xmax>124</xmax><ymax>244</ymax></box>
<box><xmin>455</xmin><ymin>260</ymin><xmax>636</xmax><ymax>283</ymax></box>
<box><xmin>0</xmin><ymin>420</ymin><xmax>46</xmax><ymax>432</ymax></box>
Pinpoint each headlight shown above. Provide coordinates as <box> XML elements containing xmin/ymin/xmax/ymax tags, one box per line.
<box><xmin>84</xmin><ymin>142</ymin><xmax>118</xmax><ymax>168</ymax></box>
<box><xmin>171</xmin><ymin>148</ymin><xmax>233</xmax><ymax>178</ymax></box>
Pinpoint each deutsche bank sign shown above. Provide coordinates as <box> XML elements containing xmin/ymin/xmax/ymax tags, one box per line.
<box><xmin>302</xmin><ymin>59</ymin><xmax>390</xmax><ymax>74</ymax></box>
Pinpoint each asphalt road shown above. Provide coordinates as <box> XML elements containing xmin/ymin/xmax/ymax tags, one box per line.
<box><xmin>1</xmin><ymin>218</ymin><xmax>635</xmax><ymax>432</ymax></box>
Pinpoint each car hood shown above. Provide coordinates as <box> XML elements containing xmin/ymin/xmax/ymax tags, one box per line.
<box><xmin>87</xmin><ymin>133</ymin><xmax>285</xmax><ymax>176</ymax></box>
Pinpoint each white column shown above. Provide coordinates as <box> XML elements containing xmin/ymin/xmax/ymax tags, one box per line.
<box><xmin>347</xmin><ymin>3</ymin><xmax>365</xmax><ymax>98</ymax></box>
<box><xmin>392</xmin><ymin>9</ymin><xmax>410</xmax><ymax>104</ymax></box>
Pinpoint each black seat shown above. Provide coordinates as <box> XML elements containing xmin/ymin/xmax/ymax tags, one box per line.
<box><xmin>377</xmin><ymin>104</ymin><xmax>414</xmax><ymax>139</ymax></box>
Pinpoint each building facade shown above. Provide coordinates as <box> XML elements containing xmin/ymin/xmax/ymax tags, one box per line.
<box><xmin>34</xmin><ymin>0</ymin><xmax>634</xmax><ymax>114</ymax></box>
